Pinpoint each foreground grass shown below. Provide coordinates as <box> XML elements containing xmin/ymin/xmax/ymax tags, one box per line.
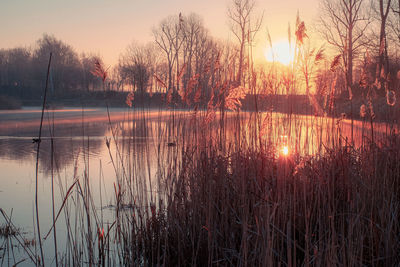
<box><xmin>1</xmin><ymin>110</ymin><xmax>400</xmax><ymax>266</ymax></box>
<box><xmin>124</xmin><ymin>138</ymin><xmax>400</xmax><ymax>266</ymax></box>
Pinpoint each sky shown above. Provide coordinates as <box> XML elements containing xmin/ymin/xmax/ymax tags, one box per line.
<box><xmin>0</xmin><ymin>0</ymin><xmax>319</xmax><ymax>66</ymax></box>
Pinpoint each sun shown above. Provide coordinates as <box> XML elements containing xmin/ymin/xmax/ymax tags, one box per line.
<box><xmin>264</xmin><ymin>40</ymin><xmax>294</xmax><ymax>66</ymax></box>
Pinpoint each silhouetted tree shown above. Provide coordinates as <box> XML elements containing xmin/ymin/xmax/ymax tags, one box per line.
<box><xmin>33</xmin><ymin>34</ymin><xmax>81</xmax><ymax>94</ymax></box>
<box><xmin>153</xmin><ymin>15</ymin><xmax>181</xmax><ymax>92</ymax></box>
<box><xmin>227</xmin><ymin>0</ymin><xmax>263</xmax><ymax>86</ymax></box>
<box><xmin>118</xmin><ymin>42</ymin><xmax>155</xmax><ymax>93</ymax></box>
<box><xmin>374</xmin><ymin>0</ymin><xmax>392</xmax><ymax>91</ymax></box>
<box><xmin>317</xmin><ymin>0</ymin><xmax>371</xmax><ymax>97</ymax></box>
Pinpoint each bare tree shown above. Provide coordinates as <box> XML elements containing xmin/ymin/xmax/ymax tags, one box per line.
<box><xmin>227</xmin><ymin>0</ymin><xmax>263</xmax><ymax>86</ymax></box>
<box><xmin>33</xmin><ymin>34</ymin><xmax>81</xmax><ymax>93</ymax></box>
<box><xmin>388</xmin><ymin>0</ymin><xmax>400</xmax><ymax>43</ymax></box>
<box><xmin>153</xmin><ymin>15</ymin><xmax>184</xmax><ymax>93</ymax></box>
<box><xmin>152</xmin><ymin>13</ymin><xmax>217</xmax><ymax>105</ymax></box>
<box><xmin>317</xmin><ymin>0</ymin><xmax>371</xmax><ymax>97</ymax></box>
<box><xmin>375</xmin><ymin>0</ymin><xmax>392</xmax><ymax>90</ymax></box>
<box><xmin>318</xmin><ymin>0</ymin><xmax>371</xmax><ymax>143</ymax></box>
<box><xmin>119</xmin><ymin>42</ymin><xmax>155</xmax><ymax>93</ymax></box>
<box><xmin>386</xmin><ymin>0</ymin><xmax>400</xmax><ymax>66</ymax></box>
<box><xmin>181</xmin><ymin>14</ymin><xmax>205</xmax><ymax>88</ymax></box>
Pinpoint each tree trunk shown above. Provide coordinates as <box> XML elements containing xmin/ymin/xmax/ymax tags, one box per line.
<box><xmin>237</xmin><ymin>30</ymin><xmax>245</xmax><ymax>86</ymax></box>
<box><xmin>348</xmin><ymin>3</ymin><xmax>354</xmax><ymax>143</ymax></box>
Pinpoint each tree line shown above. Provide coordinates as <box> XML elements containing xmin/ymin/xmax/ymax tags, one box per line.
<box><xmin>1</xmin><ymin>0</ymin><xmax>400</xmax><ymax>114</ymax></box>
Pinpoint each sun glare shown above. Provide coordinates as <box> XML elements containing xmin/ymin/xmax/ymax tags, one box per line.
<box><xmin>279</xmin><ymin>135</ymin><xmax>289</xmax><ymax>156</ymax></box>
<box><xmin>264</xmin><ymin>41</ymin><xmax>294</xmax><ymax>65</ymax></box>
<box><xmin>281</xmin><ymin>146</ymin><xmax>289</xmax><ymax>156</ymax></box>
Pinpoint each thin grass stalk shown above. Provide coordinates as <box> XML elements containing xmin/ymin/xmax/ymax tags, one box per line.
<box><xmin>44</xmin><ymin>108</ymin><xmax>59</xmax><ymax>266</ymax></box>
<box><xmin>34</xmin><ymin>52</ymin><xmax>52</xmax><ymax>266</ymax></box>
<box><xmin>0</xmin><ymin>209</ymin><xmax>37</xmax><ymax>264</ymax></box>
<box><xmin>50</xmin><ymin>136</ymin><xmax>59</xmax><ymax>266</ymax></box>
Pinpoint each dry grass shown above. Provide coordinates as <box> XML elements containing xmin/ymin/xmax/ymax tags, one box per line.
<box><xmin>0</xmin><ymin>225</ymin><xmax>18</xmax><ymax>238</ymax></box>
<box><xmin>117</xmin><ymin>133</ymin><xmax>400</xmax><ymax>266</ymax></box>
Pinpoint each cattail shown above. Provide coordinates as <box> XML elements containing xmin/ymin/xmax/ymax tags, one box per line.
<box><xmin>374</xmin><ymin>78</ymin><xmax>381</xmax><ymax>90</ymax></box>
<box><xmin>330</xmin><ymin>55</ymin><xmax>341</xmax><ymax>72</ymax></box>
<box><xmin>203</xmin><ymin>93</ymin><xmax>216</xmax><ymax>126</ymax></box>
<box><xmin>314</xmin><ymin>48</ymin><xmax>325</xmax><ymax>64</ymax></box>
<box><xmin>295</xmin><ymin>21</ymin><xmax>308</xmax><ymax>45</ymax></box>
<box><xmin>360</xmin><ymin>104</ymin><xmax>367</xmax><ymax>118</ymax></box>
<box><xmin>91</xmin><ymin>57</ymin><xmax>108</xmax><ymax>82</ymax></box>
<box><xmin>98</xmin><ymin>228</ymin><xmax>104</xmax><ymax>241</ymax></box>
<box><xmin>225</xmin><ymin>86</ymin><xmax>247</xmax><ymax>111</ymax></box>
<box><xmin>368</xmin><ymin>100</ymin><xmax>375</xmax><ymax>119</ymax></box>
<box><xmin>203</xmin><ymin>108</ymin><xmax>216</xmax><ymax>126</ymax></box>
<box><xmin>386</xmin><ymin>90</ymin><xmax>396</xmax><ymax>106</ymax></box>
<box><xmin>125</xmin><ymin>92</ymin><xmax>134</xmax><ymax>107</ymax></box>
<box><xmin>380</xmin><ymin>67</ymin><xmax>386</xmax><ymax>79</ymax></box>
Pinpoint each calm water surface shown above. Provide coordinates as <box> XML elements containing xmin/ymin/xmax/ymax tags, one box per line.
<box><xmin>0</xmin><ymin>107</ymin><xmax>395</xmax><ymax>265</ymax></box>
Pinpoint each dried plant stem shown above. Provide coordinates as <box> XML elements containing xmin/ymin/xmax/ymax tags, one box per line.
<box><xmin>34</xmin><ymin>52</ymin><xmax>52</xmax><ymax>266</ymax></box>
<box><xmin>50</xmin><ymin>136</ymin><xmax>59</xmax><ymax>266</ymax></box>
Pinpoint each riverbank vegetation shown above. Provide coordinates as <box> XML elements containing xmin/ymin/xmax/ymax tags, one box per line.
<box><xmin>1</xmin><ymin>0</ymin><xmax>400</xmax><ymax>265</ymax></box>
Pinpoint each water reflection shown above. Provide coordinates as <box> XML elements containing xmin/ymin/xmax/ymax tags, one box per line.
<box><xmin>0</xmin><ymin>108</ymin><xmax>396</xmax><ymax>176</ymax></box>
<box><xmin>0</xmin><ymin>107</ymin><xmax>397</xmax><ymax>265</ymax></box>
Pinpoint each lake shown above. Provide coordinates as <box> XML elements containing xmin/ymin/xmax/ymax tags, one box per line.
<box><xmin>0</xmin><ymin>107</ymin><xmax>395</xmax><ymax>266</ymax></box>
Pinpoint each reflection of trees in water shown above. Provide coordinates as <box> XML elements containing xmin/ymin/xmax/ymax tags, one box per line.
<box><xmin>0</xmin><ymin>139</ymin><xmax>36</xmax><ymax>160</ymax></box>
<box><xmin>0</xmin><ymin>138</ymin><xmax>104</xmax><ymax>175</ymax></box>
<box><xmin>39</xmin><ymin>138</ymin><xmax>104</xmax><ymax>175</ymax></box>
<box><xmin>111</xmin><ymin>115</ymin><xmax>157</xmax><ymax>138</ymax></box>
<box><xmin>0</xmin><ymin>121</ymin><xmax>109</xmax><ymax>174</ymax></box>
<box><xmin>3</xmin><ymin>111</ymin><xmax>391</xmax><ymax>177</ymax></box>
<box><xmin>0</xmin><ymin>119</ymin><xmax>112</xmax><ymax>137</ymax></box>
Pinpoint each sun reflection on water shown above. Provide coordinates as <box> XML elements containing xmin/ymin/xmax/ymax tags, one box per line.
<box><xmin>281</xmin><ymin>145</ymin><xmax>289</xmax><ymax>156</ymax></box>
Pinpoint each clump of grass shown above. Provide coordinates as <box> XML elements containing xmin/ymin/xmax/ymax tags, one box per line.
<box><xmin>0</xmin><ymin>224</ymin><xmax>19</xmax><ymax>238</ymax></box>
<box><xmin>121</xmin><ymin>132</ymin><xmax>400</xmax><ymax>266</ymax></box>
<box><xmin>23</xmin><ymin>238</ymin><xmax>35</xmax><ymax>247</ymax></box>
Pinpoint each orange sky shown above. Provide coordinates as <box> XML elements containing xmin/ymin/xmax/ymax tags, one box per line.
<box><xmin>0</xmin><ymin>0</ymin><xmax>319</xmax><ymax>66</ymax></box>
